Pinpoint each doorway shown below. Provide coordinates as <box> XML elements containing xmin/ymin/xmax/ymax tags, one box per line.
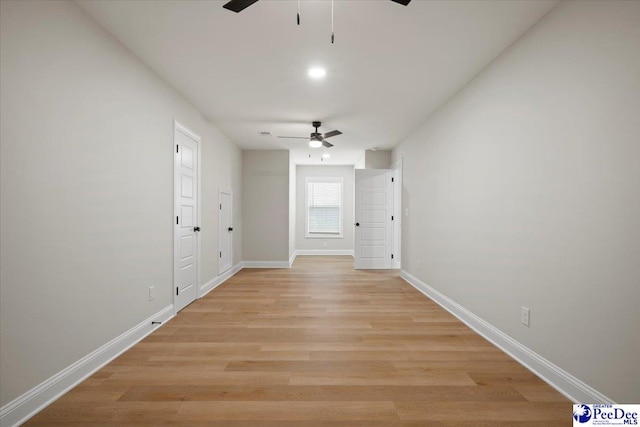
<box><xmin>218</xmin><ymin>189</ymin><xmax>233</xmax><ymax>274</ymax></box>
<box><xmin>174</xmin><ymin>121</ymin><xmax>200</xmax><ymax>312</ymax></box>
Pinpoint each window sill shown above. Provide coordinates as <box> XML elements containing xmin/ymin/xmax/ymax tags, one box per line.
<box><xmin>305</xmin><ymin>234</ymin><xmax>343</xmax><ymax>239</ymax></box>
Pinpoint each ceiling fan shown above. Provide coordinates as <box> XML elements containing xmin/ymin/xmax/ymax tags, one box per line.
<box><xmin>278</xmin><ymin>121</ymin><xmax>342</xmax><ymax>148</ymax></box>
<box><xmin>223</xmin><ymin>0</ymin><xmax>411</xmax><ymax>14</ymax></box>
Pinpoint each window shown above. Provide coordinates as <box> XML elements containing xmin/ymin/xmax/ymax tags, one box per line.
<box><xmin>306</xmin><ymin>177</ymin><xmax>343</xmax><ymax>238</ymax></box>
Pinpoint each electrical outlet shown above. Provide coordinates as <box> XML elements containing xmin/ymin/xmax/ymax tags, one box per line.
<box><xmin>148</xmin><ymin>286</ymin><xmax>155</xmax><ymax>302</ymax></box>
<box><xmin>521</xmin><ymin>306</ymin><xmax>530</xmax><ymax>327</ymax></box>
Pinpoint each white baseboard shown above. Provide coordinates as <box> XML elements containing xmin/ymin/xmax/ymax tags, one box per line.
<box><xmin>242</xmin><ymin>252</ymin><xmax>354</xmax><ymax>270</ymax></box>
<box><xmin>242</xmin><ymin>260</ymin><xmax>291</xmax><ymax>269</ymax></box>
<box><xmin>400</xmin><ymin>270</ymin><xmax>613</xmax><ymax>404</ymax></box>
<box><xmin>294</xmin><ymin>249</ymin><xmax>354</xmax><ymax>257</ymax></box>
<box><xmin>0</xmin><ymin>305</ymin><xmax>174</xmax><ymax>427</ymax></box>
<box><xmin>201</xmin><ymin>262</ymin><xmax>244</xmax><ymax>297</ymax></box>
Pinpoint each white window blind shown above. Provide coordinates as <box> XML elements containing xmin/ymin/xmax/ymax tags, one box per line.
<box><xmin>307</xmin><ymin>179</ymin><xmax>342</xmax><ymax>236</ymax></box>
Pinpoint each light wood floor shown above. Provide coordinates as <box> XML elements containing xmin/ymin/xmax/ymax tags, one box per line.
<box><xmin>27</xmin><ymin>256</ymin><xmax>569</xmax><ymax>426</ymax></box>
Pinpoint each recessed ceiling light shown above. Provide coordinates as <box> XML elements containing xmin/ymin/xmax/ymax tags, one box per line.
<box><xmin>322</xmin><ymin>153</ymin><xmax>331</xmax><ymax>159</ymax></box>
<box><xmin>308</xmin><ymin>67</ymin><xmax>326</xmax><ymax>79</ymax></box>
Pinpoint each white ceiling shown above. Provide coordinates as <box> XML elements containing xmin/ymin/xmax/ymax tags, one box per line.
<box><xmin>78</xmin><ymin>0</ymin><xmax>558</xmax><ymax>164</ymax></box>
<box><xmin>292</xmin><ymin>148</ymin><xmax>364</xmax><ymax>166</ymax></box>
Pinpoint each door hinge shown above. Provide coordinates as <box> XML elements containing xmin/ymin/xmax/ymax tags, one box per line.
<box><xmin>391</xmin><ymin>254</ymin><xmax>394</xmax><ymax>259</ymax></box>
<box><xmin>392</xmin><ymin>177</ymin><xmax>394</xmax><ymax>182</ymax></box>
<box><xmin>220</xmin><ymin>251</ymin><xmax>222</xmax><ymax>258</ymax></box>
<box><xmin>176</xmin><ymin>144</ymin><xmax>179</xmax><ymax>153</ymax></box>
<box><xmin>220</xmin><ymin>204</ymin><xmax>222</xmax><ymax>210</ymax></box>
<box><xmin>391</xmin><ymin>215</ymin><xmax>394</xmax><ymax>221</ymax></box>
<box><xmin>176</xmin><ymin>287</ymin><xmax>179</xmax><ymax>296</ymax></box>
<box><xmin>176</xmin><ymin>216</ymin><xmax>179</xmax><ymax>225</ymax></box>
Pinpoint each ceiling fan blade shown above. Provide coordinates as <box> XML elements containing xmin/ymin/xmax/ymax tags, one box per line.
<box><xmin>277</xmin><ymin>136</ymin><xmax>309</xmax><ymax>139</ymax></box>
<box><xmin>322</xmin><ymin>140</ymin><xmax>334</xmax><ymax>148</ymax></box>
<box><xmin>223</xmin><ymin>0</ymin><xmax>259</xmax><ymax>13</ymax></box>
<box><xmin>323</xmin><ymin>130</ymin><xmax>342</xmax><ymax>139</ymax></box>
<box><xmin>390</xmin><ymin>0</ymin><xmax>411</xmax><ymax>5</ymax></box>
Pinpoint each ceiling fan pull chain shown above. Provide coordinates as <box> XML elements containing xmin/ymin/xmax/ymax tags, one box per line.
<box><xmin>331</xmin><ymin>0</ymin><xmax>335</xmax><ymax>43</ymax></box>
<box><xmin>297</xmin><ymin>0</ymin><xmax>300</xmax><ymax>25</ymax></box>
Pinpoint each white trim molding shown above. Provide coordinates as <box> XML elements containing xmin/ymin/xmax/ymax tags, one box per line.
<box><xmin>295</xmin><ymin>249</ymin><xmax>354</xmax><ymax>257</ymax></box>
<box><xmin>240</xmin><ymin>255</ymin><xmax>360</xmax><ymax>269</ymax></box>
<box><xmin>201</xmin><ymin>262</ymin><xmax>243</xmax><ymax>297</ymax></box>
<box><xmin>217</xmin><ymin>187</ymin><xmax>233</xmax><ymax>276</ymax></box>
<box><xmin>400</xmin><ymin>270</ymin><xmax>614</xmax><ymax>404</ymax></box>
<box><xmin>0</xmin><ymin>305</ymin><xmax>175</xmax><ymax>427</ymax></box>
<box><xmin>242</xmin><ymin>260</ymin><xmax>292</xmax><ymax>269</ymax></box>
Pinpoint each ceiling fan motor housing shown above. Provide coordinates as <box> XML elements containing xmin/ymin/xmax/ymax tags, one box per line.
<box><xmin>276</xmin><ymin>121</ymin><xmax>339</xmax><ymax>148</ymax></box>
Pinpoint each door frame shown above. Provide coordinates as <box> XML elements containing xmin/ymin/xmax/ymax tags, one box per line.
<box><xmin>173</xmin><ymin>120</ymin><xmax>202</xmax><ymax>312</ymax></box>
<box><xmin>218</xmin><ymin>188</ymin><xmax>233</xmax><ymax>275</ymax></box>
<box><xmin>391</xmin><ymin>158</ymin><xmax>403</xmax><ymax>269</ymax></box>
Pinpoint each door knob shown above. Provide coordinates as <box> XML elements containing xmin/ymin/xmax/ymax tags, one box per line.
<box><xmin>193</xmin><ymin>226</ymin><xmax>201</xmax><ymax>232</ymax></box>
<box><xmin>228</xmin><ymin>227</ymin><xmax>233</xmax><ymax>232</ymax></box>
<box><xmin>355</xmin><ymin>222</ymin><xmax>360</xmax><ymax>227</ymax></box>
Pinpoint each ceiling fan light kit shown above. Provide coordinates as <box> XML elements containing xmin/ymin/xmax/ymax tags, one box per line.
<box><xmin>279</xmin><ymin>121</ymin><xmax>342</xmax><ymax>149</ymax></box>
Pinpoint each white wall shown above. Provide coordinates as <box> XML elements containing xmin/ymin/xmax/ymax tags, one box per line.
<box><xmin>0</xmin><ymin>0</ymin><xmax>242</xmax><ymax>406</ymax></box>
<box><xmin>354</xmin><ymin>152</ymin><xmax>365</xmax><ymax>170</ymax></box>
<box><xmin>289</xmin><ymin>152</ymin><xmax>296</xmax><ymax>260</ymax></box>
<box><xmin>365</xmin><ymin>150</ymin><xmax>391</xmax><ymax>169</ymax></box>
<box><xmin>203</xmin><ymin>127</ymin><xmax>243</xmax><ymax>280</ymax></box>
<box><xmin>242</xmin><ymin>150</ymin><xmax>290</xmax><ymax>262</ymax></box>
<box><xmin>392</xmin><ymin>0</ymin><xmax>640</xmax><ymax>403</ymax></box>
<box><xmin>296</xmin><ymin>165</ymin><xmax>354</xmax><ymax>252</ymax></box>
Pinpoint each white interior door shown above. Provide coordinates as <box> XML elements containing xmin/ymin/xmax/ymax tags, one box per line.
<box><xmin>392</xmin><ymin>159</ymin><xmax>402</xmax><ymax>269</ymax></box>
<box><xmin>354</xmin><ymin>169</ymin><xmax>394</xmax><ymax>269</ymax></box>
<box><xmin>219</xmin><ymin>189</ymin><xmax>233</xmax><ymax>274</ymax></box>
<box><xmin>174</xmin><ymin>121</ymin><xmax>200</xmax><ymax>312</ymax></box>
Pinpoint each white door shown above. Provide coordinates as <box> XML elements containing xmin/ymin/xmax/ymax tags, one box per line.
<box><xmin>219</xmin><ymin>189</ymin><xmax>233</xmax><ymax>274</ymax></box>
<box><xmin>391</xmin><ymin>159</ymin><xmax>402</xmax><ymax>269</ymax></box>
<box><xmin>174</xmin><ymin>121</ymin><xmax>200</xmax><ymax>312</ymax></box>
<box><xmin>354</xmin><ymin>169</ymin><xmax>394</xmax><ymax>269</ymax></box>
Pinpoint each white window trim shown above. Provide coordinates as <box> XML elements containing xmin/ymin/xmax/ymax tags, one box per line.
<box><xmin>305</xmin><ymin>176</ymin><xmax>344</xmax><ymax>239</ymax></box>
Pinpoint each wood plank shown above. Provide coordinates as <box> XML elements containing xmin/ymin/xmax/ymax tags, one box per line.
<box><xmin>25</xmin><ymin>256</ymin><xmax>569</xmax><ymax>425</ymax></box>
<box><xmin>395</xmin><ymin>401</ymin><xmax>568</xmax><ymax>421</ymax></box>
<box><xmin>118</xmin><ymin>384</ymin><xmax>526</xmax><ymax>402</ymax></box>
<box><xmin>175</xmin><ymin>401</ymin><xmax>399</xmax><ymax>421</ymax></box>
